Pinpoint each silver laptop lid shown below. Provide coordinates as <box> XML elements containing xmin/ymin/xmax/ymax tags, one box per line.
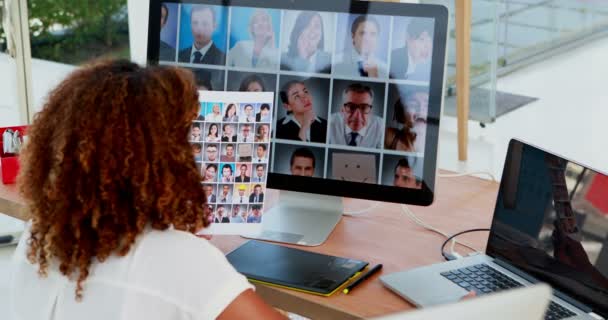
<box><xmin>486</xmin><ymin>139</ymin><xmax>608</xmax><ymax>317</ymax></box>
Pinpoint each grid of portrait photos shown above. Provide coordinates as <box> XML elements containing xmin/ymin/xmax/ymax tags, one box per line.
<box><xmin>192</xmin><ymin>91</ymin><xmax>274</xmax><ymax>235</ymax></box>
<box><xmin>160</xmin><ymin>2</ymin><xmax>436</xmax><ymax>190</ymax></box>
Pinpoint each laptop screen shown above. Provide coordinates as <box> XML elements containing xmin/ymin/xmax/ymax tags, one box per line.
<box><xmin>486</xmin><ymin>140</ymin><xmax>608</xmax><ymax>317</ymax></box>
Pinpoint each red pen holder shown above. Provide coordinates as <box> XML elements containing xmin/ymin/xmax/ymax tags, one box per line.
<box><xmin>1</xmin><ymin>126</ymin><xmax>28</xmax><ymax>185</ymax></box>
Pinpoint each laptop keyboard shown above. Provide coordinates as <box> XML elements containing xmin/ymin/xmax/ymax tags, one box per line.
<box><xmin>440</xmin><ymin>263</ymin><xmax>577</xmax><ymax>320</ymax></box>
<box><xmin>545</xmin><ymin>301</ymin><xmax>577</xmax><ymax>320</ymax></box>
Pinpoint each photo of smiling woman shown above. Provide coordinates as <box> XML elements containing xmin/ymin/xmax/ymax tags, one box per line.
<box><xmin>280</xmin><ymin>11</ymin><xmax>334</xmax><ymax>74</ymax></box>
<box><xmin>227</xmin><ymin>8</ymin><xmax>281</xmax><ymax>69</ymax></box>
<box><xmin>275</xmin><ymin>76</ymin><xmax>329</xmax><ymax>143</ymax></box>
<box><xmin>205</xmin><ymin>123</ymin><xmax>221</xmax><ymax>143</ymax></box>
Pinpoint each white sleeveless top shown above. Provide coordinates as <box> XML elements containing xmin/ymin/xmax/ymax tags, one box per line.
<box><xmin>9</xmin><ymin>224</ymin><xmax>252</xmax><ymax>320</ymax></box>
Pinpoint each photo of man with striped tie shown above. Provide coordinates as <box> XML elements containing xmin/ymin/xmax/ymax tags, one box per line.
<box><xmin>178</xmin><ymin>5</ymin><xmax>226</xmax><ymax>65</ymax></box>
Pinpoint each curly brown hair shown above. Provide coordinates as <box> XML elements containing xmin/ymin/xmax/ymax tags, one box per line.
<box><xmin>18</xmin><ymin>59</ymin><xmax>209</xmax><ymax>300</ymax></box>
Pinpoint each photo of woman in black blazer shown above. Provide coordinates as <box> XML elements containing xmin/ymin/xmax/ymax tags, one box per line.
<box><xmin>276</xmin><ymin>79</ymin><xmax>328</xmax><ymax>143</ymax></box>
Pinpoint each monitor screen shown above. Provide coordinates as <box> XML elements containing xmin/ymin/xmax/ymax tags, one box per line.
<box><xmin>487</xmin><ymin>140</ymin><xmax>608</xmax><ymax>317</ymax></box>
<box><xmin>148</xmin><ymin>0</ymin><xmax>448</xmax><ymax>205</ymax></box>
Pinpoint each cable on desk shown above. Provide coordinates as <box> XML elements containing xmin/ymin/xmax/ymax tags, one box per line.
<box><xmin>437</xmin><ymin>171</ymin><xmax>497</xmax><ymax>182</ymax></box>
<box><xmin>343</xmin><ymin>202</ymin><xmax>381</xmax><ymax>216</ymax></box>
<box><xmin>400</xmin><ymin>205</ymin><xmax>478</xmax><ymax>253</ymax></box>
<box><xmin>441</xmin><ymin>228</ymin><xmax>490</xmax><ymax>261</ymax></box>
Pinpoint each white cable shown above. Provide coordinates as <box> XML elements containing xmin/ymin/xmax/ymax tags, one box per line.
<box><xmin>343</xmin><ymin>202</ymin><xmax>381</xmax><ymax>216</ymax></box>
<box><xmin>438</xmin><ymin>171</ymin><xmax>498</xmax><ymax>182</ymax></box>
<box><xmin>401</xmin><ymin>205</ymin><xmax>479</xmax><ymax>253</ymax></box>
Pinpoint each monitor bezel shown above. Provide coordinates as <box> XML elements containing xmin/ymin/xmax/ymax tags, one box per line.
<box><xmin>147</xmin><ymin>0</ymin><xmax>449</xmax><ymax>206</ymax></box>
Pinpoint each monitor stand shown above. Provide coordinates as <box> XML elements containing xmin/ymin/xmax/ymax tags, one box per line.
<box><xmin>244</xmin><ymin>191</ymin><xmax>343</xmax><ymax>246</ymax></box>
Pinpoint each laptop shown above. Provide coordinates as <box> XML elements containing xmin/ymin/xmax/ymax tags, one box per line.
<box><xmin>372</xmin><ymin>284</ymin><xmax>551</xmax><ymax>320</ymax></box>
<box><xmin>381</xmin><ymin>139</ymin><xmax>608</xmax><ymax>320</ymax></box>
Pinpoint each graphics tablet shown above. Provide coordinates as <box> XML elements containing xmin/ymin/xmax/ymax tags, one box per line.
<box><xmin>226</xmin><ymin>240</ymin><xmax>369</xmax><ymax>296</ymax></box>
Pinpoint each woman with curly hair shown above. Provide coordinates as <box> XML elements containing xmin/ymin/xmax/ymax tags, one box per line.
<box><xmin>9</xmin><ymin>60</ymin><xmax>285</xmax><ymax>320</ymax></box>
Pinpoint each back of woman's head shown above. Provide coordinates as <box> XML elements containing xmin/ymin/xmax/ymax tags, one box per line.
<box><xmin>19</xmin><ymin>59</ymin><xmax>209</xmax><ymax>299</ymax></box>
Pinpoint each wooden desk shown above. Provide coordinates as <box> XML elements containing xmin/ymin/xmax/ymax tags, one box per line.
<box><xmin>0</xmin><ymin>174</ymin><xmax>497</xmax><ymax>319</ymax></box>
<box><xmin>0</xmin><ymin>183</ymin><xmax>25</xmax><ymax>221</ymax></box>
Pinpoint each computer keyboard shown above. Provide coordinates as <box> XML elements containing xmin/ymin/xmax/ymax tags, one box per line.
<box><xmin>440</xmin><ymin>263</ymin><xmax>577</xmax><ymax>320</ymax></box>
<box><xmin>545</xmin><ymin>301</ymin><xmax>577</xmax><ymax>320</ymax></box>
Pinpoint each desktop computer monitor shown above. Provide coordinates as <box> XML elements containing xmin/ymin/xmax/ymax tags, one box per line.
<box><xmin>147</xmin><ymin>0</ymin><xmax>448</xmax><ymax>245</ymax></box>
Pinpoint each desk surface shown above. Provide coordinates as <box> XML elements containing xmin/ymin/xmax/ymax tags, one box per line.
<box><xmin>0</xmin><ymin>174</ymin><xmax>498</xmax><ymax>319</ymax></box>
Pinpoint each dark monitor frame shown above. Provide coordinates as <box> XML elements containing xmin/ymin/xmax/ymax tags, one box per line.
<box><xmin>147</xmin><ymin>0</ymin><xmax>449</xmax><ymax>206</ymax></box>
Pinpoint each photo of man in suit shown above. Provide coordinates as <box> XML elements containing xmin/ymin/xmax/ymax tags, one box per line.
<box><xmin>252</xmin><ymin>164</ymin><xmax>266</xmax><ymax>182</ymax></box>
<box><xmin>178</xmin><ymin>5</ymin><xmax>226</xmax><ymax>65</ymax></box>
<box><xmin>203</xmin><ymin>184</ymin><xmax>217</xmax><ymax>203</ymax></box>
<box><xmin>218</xmin><ymin>184</ymin><xmax>233</xmax><ymax>203</ymax></box>
<box><xmin>254</xmin><ymin>144</ymin><xmax>268</xmax><ymax>163</ymax></box>
<box><xmin>329</xmin><ymin>83</ymin><xmax>384</xmax><ymax>148</ymax></box>
<box><xmin>389</xmin><ymin>18</ymin><xmax>434</xmax><ymax>81</ymax></box>
<box><xmin>334</xmin><ymin>15</ymin><xmax>388</xmax><ymax>78</ymax></box>
<box><xmin>238</xmin><ymin>124</ymin><xmax>254</xmax><ymax>143</ymax></box>
<box><xmin>249</xmin><ymin>184</ymin><xmax>264</xmax><ymax>203</ymax></box>
<box><xmin>159</xmin><ymin>3</ymin><xmax>176</xmax><ymax>61</ymax></box>
<box><xmin>214</xmin><ymin>205</ymin><xmax>230</xmax><ymax>223</ymax></box>
<box><xmin>241</xmin><ymin>104</ymin><xmax>256</xmax><ymax>123</ymax></box>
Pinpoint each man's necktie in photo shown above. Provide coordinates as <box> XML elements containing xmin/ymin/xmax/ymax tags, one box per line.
<box><xmin>357</xmin><ymin>61</ymin><xmax>368</xmax><ymax>77</ymax></box>
<box><xmin>348</xmin><ymin>132</ymin><xmax>359</xmax><ymax>146</ymax></box>
<box><xmin>193</xmin><ymin>51</ymin><xmax>203</xmax><ymax>63</ymax></box>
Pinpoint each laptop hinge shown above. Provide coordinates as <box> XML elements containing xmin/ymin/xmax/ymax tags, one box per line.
<box><xmin>589</xmin><ymin>312</ymin><xmax>604</xmax><ymax>320</ymax></box>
